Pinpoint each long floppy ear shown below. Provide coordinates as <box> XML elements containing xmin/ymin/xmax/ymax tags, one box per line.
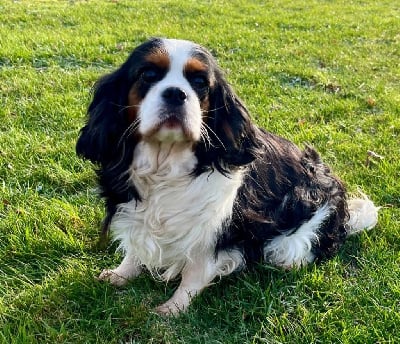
<box><xmin>76</xmin><ymin>68</ymin><xmax>131</xmax><ymax>165</ymax></box>
<box><xmin>76</xmin><ymin>65</ymin><xmax>141</xmax><ymax>240</ymax></box>
<box><xmin>196</xmin><ymin>71</ymin><xmax>261</xmax><ymax>174</ymax></box>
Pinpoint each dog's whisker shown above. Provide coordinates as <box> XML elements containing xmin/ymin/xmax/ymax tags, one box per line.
<box><xmin>204</xmin><ymin>105</ymin><xmax>226</xmax><ymax>113</ymax></box>
<box><xmin>200</xmin><ymin>125</ymin><xmax>215</xmax><ymax>148</ymax></box>
<box><xmin>201</xmin><ymin>121</ymin><xmax>226</xmax><ymax>151</ymax></box>
<box><xmin>117</xmin><ymin>119</ymin><xmax>140</xmax><ymax>148</ymax></box>
<box><xmin>200</xmin><ymin>126</ymin><xmax>213</xmax><ymax>148</ymax></box>
<box><xmin>116</xmin><ymin>104</ymin><xmax>142</xmax><ymax>114</ymax></box>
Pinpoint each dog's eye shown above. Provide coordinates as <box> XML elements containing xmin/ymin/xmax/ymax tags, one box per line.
<box><xmin>190</xmin><ymin>75</ymin><xmax>209</xmax><ymax>89</ymax></box>
<box><xmin>141</xmin><ymin>68</ymin><xmax>162</xmax><ymax>84</ymax></box>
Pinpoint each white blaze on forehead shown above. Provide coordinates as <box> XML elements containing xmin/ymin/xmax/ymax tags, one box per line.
<box><xmin>159</xmin><ymin>38</ymin><xmax>198</xmax><ymax>86</ymax></box>
<box><xmin>162</xmin><ymin>38</ymin><xmax>198</xmax><ymax>65</ymax></box>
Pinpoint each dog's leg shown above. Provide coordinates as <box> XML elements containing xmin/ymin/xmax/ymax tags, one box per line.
<box><xmin>155</xmin><ymin>250</ymin><xmax>244</xmax><ymax>315</ymax></box>
<box><xmin>98</xmin><ymin>254</ymin><xmax>142</xmax><ymax>286</ymax></box>
<box><xmin>155</xmin><ymin>258</ymin><xmax>215</xmax><ymax>315</ymax></box>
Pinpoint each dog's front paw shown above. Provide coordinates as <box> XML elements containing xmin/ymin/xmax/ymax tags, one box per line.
<box><xmin>98</xmin><ymin>269</ymin><xmax>130</xmax><ymax>287</ymax></box>
<box><xmin>155</xmin><ymin>301</ymin><xmax>185</xmax><ymax>316</ymax></box>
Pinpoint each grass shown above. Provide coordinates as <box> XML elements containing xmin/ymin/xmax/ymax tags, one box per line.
<box><xmin>0</xmin><ymin>0</ymin><xmax>399</xmax><ymax>343</ymax></box>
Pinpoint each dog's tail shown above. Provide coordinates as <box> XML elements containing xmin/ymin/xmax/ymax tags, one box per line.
<box><xmin>346</xmin><ymin>193</ymin><xmax>380</xmax><ymax>236</ymax></box>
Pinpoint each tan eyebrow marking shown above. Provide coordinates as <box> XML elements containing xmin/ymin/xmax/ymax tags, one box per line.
<box><xmin>144</xmin><ymin>48</ymin><xmax>170</xmax><ymax>69</ymax></box>
<box><xmin>184</xmin><ymin>57</ymin><xmax>208</xmax><ymax>73</ymax></box>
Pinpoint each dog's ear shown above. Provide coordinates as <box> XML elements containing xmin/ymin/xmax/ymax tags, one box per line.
<box><xmin>199</xmin><ymin>72</ymin><xmax>260</xmax><ymax>173</ymax></box>
<box><xmin>76</xmin><ymin>68</ymin><xmax>131</xmax><ymax>165</ymax></box>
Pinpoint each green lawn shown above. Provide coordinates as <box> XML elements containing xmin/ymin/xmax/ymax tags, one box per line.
<box><xmin>0</xmin><ymin>0</ymin><xmax>399</xmax><ymax>343</ymax></box>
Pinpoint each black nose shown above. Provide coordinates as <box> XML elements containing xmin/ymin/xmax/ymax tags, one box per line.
<box><xmin>162</xmin><ymin>87</ymin><xmax>187</xmax><ymax>106</ymax></box>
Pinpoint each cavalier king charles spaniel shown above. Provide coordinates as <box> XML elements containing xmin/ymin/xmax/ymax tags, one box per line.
<box><xmin>76</xmin><ymin>38</ymin><xmax>379</xmax><ymax>315</ymax></box>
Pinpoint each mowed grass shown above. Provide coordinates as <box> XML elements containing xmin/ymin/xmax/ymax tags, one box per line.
<box><xmin>0</xmin><ymin>0</ymin><xmax>399</xmax><ymax>343</ymax></box>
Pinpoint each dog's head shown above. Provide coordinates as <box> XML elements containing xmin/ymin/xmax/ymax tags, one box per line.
<box><xmin>76</xmin><ymin>38</ymin><xmax>260</xmax><ymax>173</ymax></box>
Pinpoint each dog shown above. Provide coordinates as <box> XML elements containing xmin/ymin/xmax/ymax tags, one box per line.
<box><xmin>76</xmin><ymin>38</ymin><xmax>379</xmax><ymax>315</ymax></box>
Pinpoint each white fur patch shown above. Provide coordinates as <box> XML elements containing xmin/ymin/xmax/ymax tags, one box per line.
<box><xmin>347</xmin><ymin>196</ymin><xmax>379</xmax><ymax>235</ymax></box>
<box><xmin>264</xmin><ymin>204</ymin><xmax>331</xmax><ymax>268</ymax></box>
<box><xmin>155</xmin><ymin>248</ymin><xmax>245</xmax><ymax>315</ymax></box>
<box><xmin>111</xmin><ymin>141</ymin><xmax>243</xmax><ymax>281</ymax></box>
<box><xmin>215</xmin><ymin>249</ymin><xmax>245</xmax><ymax>276</ymax></box>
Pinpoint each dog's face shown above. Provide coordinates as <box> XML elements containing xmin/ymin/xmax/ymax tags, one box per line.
<box><xmin>127</xmin><ymin>39</ymin><xmax>214</xmax><ymax>143</ymax></box>
<box><xmin>76</xmin><ymin>38</ymin><xmax>259</xmax><ymax>172</ymax></box>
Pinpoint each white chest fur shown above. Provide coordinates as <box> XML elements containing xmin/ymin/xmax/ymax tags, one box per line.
<box><xmin>111</xmin><ymin>141</ymin><xmax>243</xmax><ymax>281</ymax></box>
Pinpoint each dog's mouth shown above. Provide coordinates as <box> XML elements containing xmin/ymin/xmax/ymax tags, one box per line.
<box><xmin>160</xmin><ymin>114</ymin><xmax>183</xmax><ymax>130</ymax></box>
<box><xmin>144</xmin><ymin>111</ymin><xmax>195</xmax><ymax>143</ymax></box>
